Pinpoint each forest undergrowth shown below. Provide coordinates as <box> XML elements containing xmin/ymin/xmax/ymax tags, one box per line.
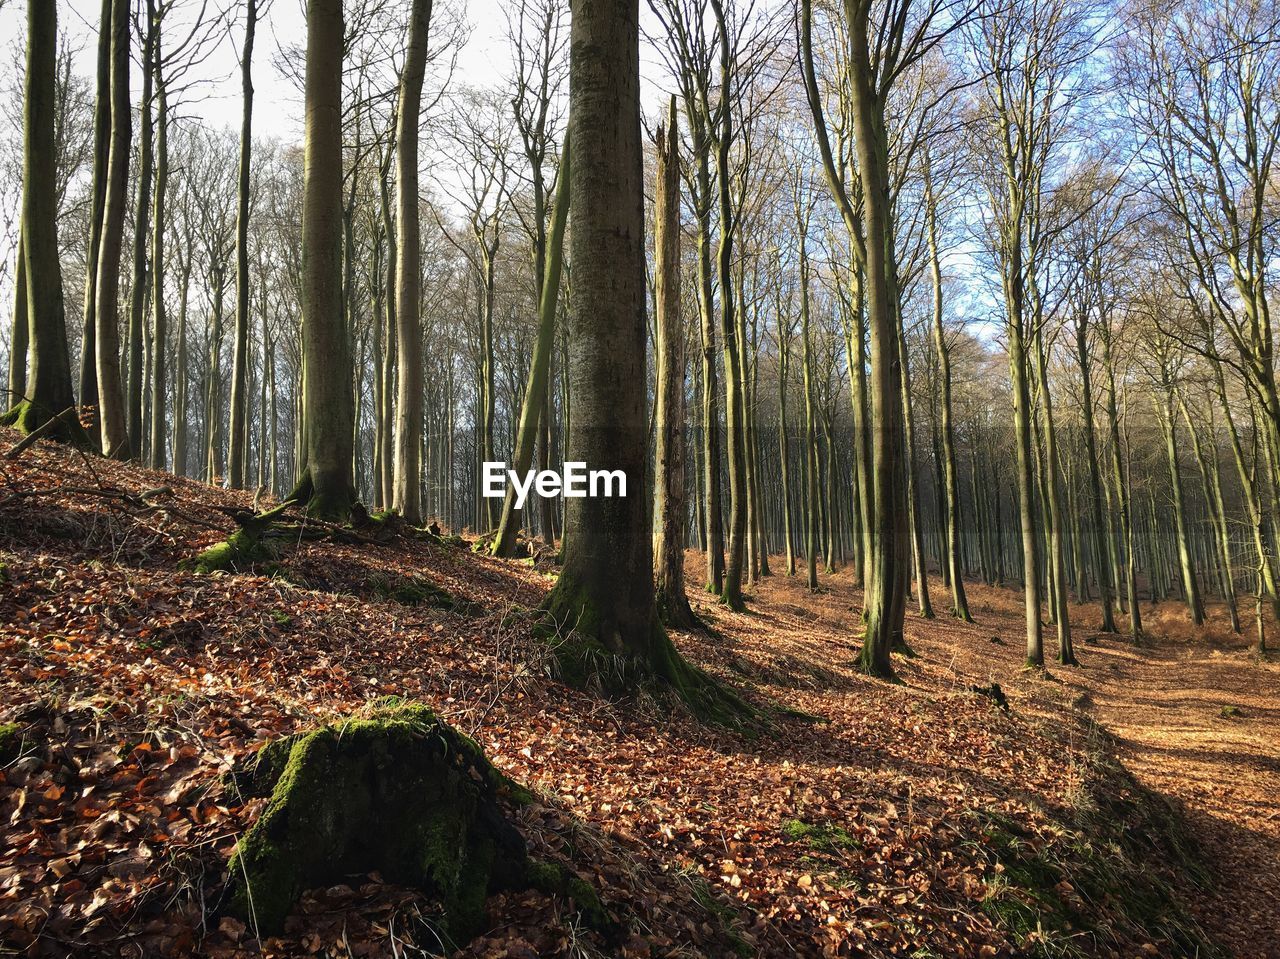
<box><xmin>1</xmin><ymin>427</ymin><xmax>1275</xmax><ymax>958</ymax></box>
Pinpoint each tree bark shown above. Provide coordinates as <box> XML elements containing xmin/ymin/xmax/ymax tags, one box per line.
<box><xmin>291</xmin><ymin>0</ymin><xmax>357</xmax><ymax>519</ymax></box>
<box><xmin>492</xmin><ymin>136</ymin><xmax>570</xmax><ymax>557</ymax></box>
<box><xmin>6</xmin><ymin>234</ymin><xmax>26</xmax><ymax>405</ymax></box>
<box><xmin>2</xmin><ymin>1</ymin><xmax>76</xmax><ymax>438</ymax></box>
<box><xmin>653</xmin><ymin>101</ymin><xmax>696</xmax><ymax>628</ymax></box>
<box><xmin>78</xmin><ymin>0</ymin><xmax>113</xmax><ymax>449</ymax></box>
<box><xmin>94</xmin><ymin>0</ymin><xmax>132</xmax><ymax>459</ymax></box>
<box><xmin>126</xmin><ymin>2</ymin><xmax>156</xmax><ymax>456</ymax></box>
<box><xmin>228</xmin><ymin>0</ymin><xmax>258</xmax><ymax>488</ymax></box>
<box><xmin>539</xmin><ymin>0</ymin><xmax>726</xmax><ymax>712</ymax></box>
<box><xmin>149</xmin><ymin>23</ymin><xmax>168</xmax><ymax>469</ymax></box>
<box><xmin>392</xmin><ymin>0</ymin><xmax>432</xmax><ymax>524</ymax></box>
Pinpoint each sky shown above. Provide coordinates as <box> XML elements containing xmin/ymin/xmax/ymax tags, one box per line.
<box><xmin>0</xmin><ymin>0</ymin><xmax>671</xmax><ymax>142</ymax></box>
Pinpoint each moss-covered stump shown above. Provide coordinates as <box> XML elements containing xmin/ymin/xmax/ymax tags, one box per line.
<box><xmin>190</xmin><ymin>501</ymin><xmax>294</xmax><ymax>573</ymax></box>
<box><xmin>224</xmin><ymin>698</ymin><xmax>605</xmax><ymax>943</ymax></box>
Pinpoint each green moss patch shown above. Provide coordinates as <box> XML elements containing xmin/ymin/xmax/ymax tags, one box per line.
<box><xmin>223</xmin><ymin>698</ymin><xmax>603</xmax><ymax>945</ymax></box>
<box><xmin>782</xmin><ymin>818</ymin><xmax>860</xmax><ymax>853</ymax></box>
<box><xmin>365</xmin><ymin>573</ymin><xmax>479</xmax><ymax>614</ymax></box>
<box><xmin>0</xmin><ymin>722</ymin><xmax>30</xmax><ymax>764</ymax></box>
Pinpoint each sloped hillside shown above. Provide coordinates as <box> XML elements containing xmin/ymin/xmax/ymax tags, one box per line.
<box><xmin>0</xmin><ymin>429</ymin><xmax>1242</xmax><ymax>958</ymax></box>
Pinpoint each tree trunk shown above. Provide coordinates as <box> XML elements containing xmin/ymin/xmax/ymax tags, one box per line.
<box><xmin>2</xmin><ymin>1</ymin><xmax>76</xmax><ymax>438</ymax></box>
<box><xmin>392</xmin><ymin>0</ymin><xmax>431</xmax><ymax>523</ymax></box>
<box><xmin>7</xmin><ymin>234</ymin><xmax>26</xmax><ymax>405</ymax></box>
<box><xmin>652</xmin><ymin>102</ymin><xmax>696</xmax><ymax>627</ymax></box>
<box><xmin>692</xmin><ymin>139</ymin><xmax>723</xmax><ymax>596</ymax></box>
<box><xmin>126</xmin><ymin>2</ymin><xmax>155</xmax><ymax>456</ymax></box>
<box><xmin>800</xmin><ymin>229</ymin><xmax>820</xmax><ymax>593</ymax></box>
<box><xmin>78</xmin><ymin>0</ymin><xmax>112</xmax><ymax>449</ymax></box>
<box><xmin>1010</xmin><ymin>310</ymin><xmax>1043</xmax><ymax>666</ymax></box>
<box><xmin>1157</xmin><ymin>366</ymin><xmax>1204</xmax><ymax>626</ymax></box>
<box><xmin>291</xmin><ymin>0</ymin><xmax>357</xmax><ymax>519</ymax></box>
<box><xmin>1073</xmin><ymin>308</ymin><xmax>1114</xmax><ymax>631</ymax></box>
<box><xmin>899</xmin><ymin>326</ymin><xmax>933</xmax><ymax>620</ymax></box>
<box><xmin>492</xmin><ymin>136</ymin><xmax>571</xmax><ymax>557</ymax></box>
<box><xmin>94</xmin><ymin>0</ymin><xmax>132</xmax><ymax>459</ymax></box>
<box><xmin>847</xmin><ymin>12</ymin><xmax>907</xmax><ymax>679</ymax></box>
<box><xmin>1101</xmin><ymin>327</ymin><xmax>1141</xmax><ymax>638</ymax></box>
<box><xmin>149</xmin><ymin>33</ymin><xmax>168</xmax><ymax>469</ymax></box>
<box><xmin>539</xmin><ymin>0</ymin><xmax>729</xmax><ymax>715</ymax></box>
<box><xmin>228</xmin><ymin>0</ymin><xmax>258</xmax><ymax>488</ymax></box>
<box><xmin>924</xmin><ymin>159</ymin><xmax>970</xmax><ymax>622</ymax></box>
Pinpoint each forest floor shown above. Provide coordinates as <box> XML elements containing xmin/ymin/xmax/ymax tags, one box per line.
<box><xmin>0</xmin><ymin>426</ymin><xmax>1276</xmax><ymax>959</ymax></box>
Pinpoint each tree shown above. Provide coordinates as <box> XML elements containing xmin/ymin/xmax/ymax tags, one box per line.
<box><xmin>291</xmin><ymin>0</ymin><xmax>357</xmax><ymax>518</ymax></box>
<box><xmin>506</xmin><ymin>0</ymin><xmax>569</xmax><ymax>547</ymax></box>
<box><xmin>78</xmin><ymin>0</ymin><xmax>112</xmax><ymax>450</ymax></box>
<box><xmin>923</xmin><ymin>144</ymin><xmax>971</xmax><ymax>621</ymax></box>
<box><xmin>125</xmin><ymin>0</ymin><xmax>157</xmax><ymax>456</ymax></box>
<box><xmin>392</xmin><ymin>0</ymin><xmax>433</xmax><ymax>524</ymax></box>
<box><xmin>539</xmin><ymin>0</ymin><xmax>738</xmax><ymax>719</ymax></box>
<box><xmin>228</xmin><ymin>0</ymin><xmax>260</xmax><ymax>488</ymax></box>
<box><xmin>94</xmin><ymin>0</ymin><xmax>132</xmax><ymax>459</ymax></box>
<box><xmin>1</xmin><ymin>0</ymin><xmax>77</xmax><ymax>438</ymax></box>
<box><xmin>653</xmin><ymin>98</ymin><xmax>698</xmax><ymax>627</ymax></box>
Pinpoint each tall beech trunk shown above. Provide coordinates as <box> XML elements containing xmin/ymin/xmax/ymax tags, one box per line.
<box><xmin>228</xmin><ymin>0</ymin><xmax>258</xmax><ymax>488</ymax></box>
<box><xmin>652</xmin><ymin>101</ymin><xmax>697</xmax><ymax>627</ymax></box>
<box><xmin>539</xmin><ymin>0</ymin><xmax>729</xmax><ymax>713</ymax></box>
<box><xmin>1033</xmin><ymin>322</ymin><xmax>1075</xmax><ymax>665</ymax></box>
<box><xmin>1101</xmin><ymin>324</ymin><xmax>1142</xmax><ymax>638</ymax></box>
<box><xmin>1181</xmin><ymin>398</ymin><xmax>1239</xmax><ymax>633</ymax></box>
<box><xmin>492</xmin><ymin>136</ymin><xmax>571</xmax><ymax>557</ymax></box>
<box><xmin>1073</xmin><ymin>304</ymin><xmax>1114</xmax><ymax>631</ymax></box>
<box><xmin>378</xmin><ymin>150</ymin><xmax>397</xmax><ymax>510</ymax></box>
<box><xmin>924</xmin><ymin>157</ymin><xmax>970</xmax><ymax>622</ymax></box>
<box><xmin>94</xmin><ymin>0</ymin><xmax>131</xmax><ymax>459</ymax></box>
<box><xmin>798</xmin><ymin>213</ymin><xmax>820</xmax><ymax>593</ymax></box>
<box><xmin>709</xmin><ymin>0</ymin><xmax>747</xmax><ymax>612</ymax></box>
<box><xmin>899</xmin><ymin>326</ymin><xmax>933</xmax><ymax>619</ymax></box>
<box><xmin>172</xmin><ymin>256</ymin><xmax>191</xmax><ymax>475</ymax></box>
<box><xmin>692</xmin><ymin>134</ymin><xmax>724</xmax><ymax>595</ymax></box>
<box><xmin>292</xmin><ymin>0</ymin><xmax>357</xmax><ymax>519</ymax></box>
<box><xmin>3</xmin><ymin>1</ymin><xmax>76</xmax><ymax>438</ymax></box>
<box><xmin>392</xmin><ymin>0</ymin><xmax>432</xmax><ymax>524</ymax></box>
<box><xmin>846</xmin><ymin>12</ymin><xmax>907</xmax><ymax>678</ymax></box>
<box><xmin>1009</xmin><ymin>310</ymin><xmax>1043</xmax><ymax>666</ymax></box>
<box><xmin>777</xmin><ymin>291</ymin><xmax>796</xmax><ymax>577</ymax></box>
<box><xmin>126</xmin><ymin>3</ymin><xmax>156</xmax><ymax>455</ymax></box>
<box><xmin>149</xmin><ymin>29</ymin><xmax>168</xmax><ymax>469</ymax></box>
<box><xmin>79</xmin><ymin>0</ymin><xmax>112</xmax><ymax>448</ymax></box>
<box><xmin>1157</xmin><ymin>362</ymin><xmax>1204</xmax><ymax>626</ymax></box>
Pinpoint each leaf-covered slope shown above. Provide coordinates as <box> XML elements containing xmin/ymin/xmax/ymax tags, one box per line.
<box><xmin>0</xmin><ymin>427</ymin><xmax>1231</xmax><ymax>957</ymax></box>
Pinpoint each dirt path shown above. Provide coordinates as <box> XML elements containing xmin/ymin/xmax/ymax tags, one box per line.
<box><xmin>905</xmin><ymin>576</ymin><xmax>1280</xmax><ymax>959</ymax></box>
<box><xmin>724</xmin><ymin>564</ymin><xmax>1280</xmax><ymax>958</ymax></box>
<box><xmin>1056</xmin><ymin>611</ymin><xmax>1280</xmax><ymax>959</ymax></box>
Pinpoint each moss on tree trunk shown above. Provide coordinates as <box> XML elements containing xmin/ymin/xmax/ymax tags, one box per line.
<box><xmin>223</xmin><ymin>698</ymin><xmax>607</xmax><ymax>944</ymax></box>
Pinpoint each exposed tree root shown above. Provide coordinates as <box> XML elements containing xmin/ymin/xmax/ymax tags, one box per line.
<box><xmin>537</xmin><ymin>582</ymin><xmax>754</xmax><ymax>729</ymax></box>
